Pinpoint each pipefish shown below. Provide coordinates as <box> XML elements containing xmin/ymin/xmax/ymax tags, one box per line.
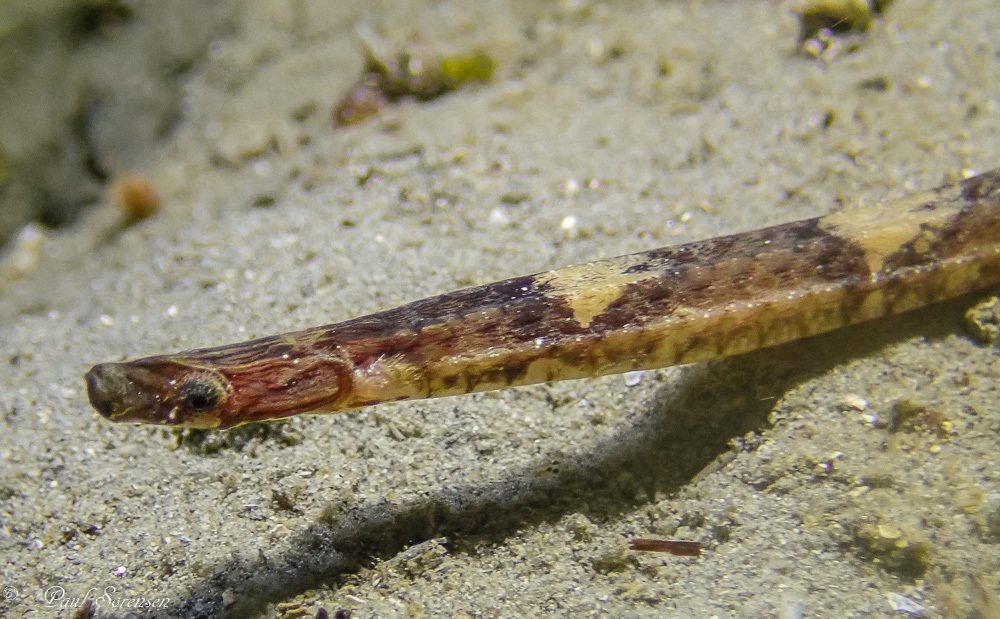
<box><xmin>86</xmin><ymin>168</ymin><xmax>1000</xmax><ymax>429</ymax></box>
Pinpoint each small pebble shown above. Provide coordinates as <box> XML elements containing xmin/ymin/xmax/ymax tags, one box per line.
<box><xmin>624</xmin><ymin>371</ymin><xmax>644</xmax><ymax>386</ymax></box>
<box><xmin>885</xmin><ymin>592</ymin><xmax>926</xmax><ymax>615</ymax></box>
<box><xmin>841</xmin><ymin>394</ymin><xmax>868</xmax><ymax>410</ymax></box>
<box><xmin>111</xmin><ymin>174</ymin><xmax>160</xmax><ymax>219</ymax></box>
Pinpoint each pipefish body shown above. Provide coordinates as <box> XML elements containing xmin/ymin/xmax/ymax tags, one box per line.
<box><xmin>85</xmin><ymin>168</ymin><xmax>1000</xmax><ymax>429</ymax></box>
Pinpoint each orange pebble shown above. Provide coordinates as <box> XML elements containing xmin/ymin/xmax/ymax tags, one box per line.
<box><xmin>111</xmin><ymin>174</ymin><xmax>160</xmax><ymax>219</ymax></box>
<box><xmin>332</xmin><ymin>84</ymin><xmax>387</xmax><ymax>127</ymax></box>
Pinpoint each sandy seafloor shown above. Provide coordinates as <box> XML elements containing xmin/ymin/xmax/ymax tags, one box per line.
<box><xmin>3</xmin><ymin>1</ymin><xmax>1000</xmax><ymax>617</ymax></box>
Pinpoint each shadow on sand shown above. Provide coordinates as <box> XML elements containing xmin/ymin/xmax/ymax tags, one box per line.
<box><xmin>121</xmin><ymin>293</ymin><xmax>980</xmax><ymax>618</ymax></box>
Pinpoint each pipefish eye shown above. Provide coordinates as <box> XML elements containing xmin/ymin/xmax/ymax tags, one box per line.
<box><xmin>178</xmin><ymin>376</ymin><xmax>224</xmax><ymax>412</ymax></box>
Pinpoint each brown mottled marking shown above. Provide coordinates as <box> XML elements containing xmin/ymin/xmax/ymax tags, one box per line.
<box><xmin>85</xmin><ymin>168</ymin><xmax>1000</xmax><ymax>429</ymax></box>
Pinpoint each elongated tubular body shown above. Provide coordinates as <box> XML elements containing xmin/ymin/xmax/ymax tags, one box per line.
<box><xmin>85</xmin><ymin>169</ymin><xmax>1000</xmax><ymax>429</ymax></box>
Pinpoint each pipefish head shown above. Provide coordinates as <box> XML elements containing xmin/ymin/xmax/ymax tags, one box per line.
<box><xmin>85</xmin><ymin>359</ymin><xmax>232</xmax><ymax>429</ymax></box>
